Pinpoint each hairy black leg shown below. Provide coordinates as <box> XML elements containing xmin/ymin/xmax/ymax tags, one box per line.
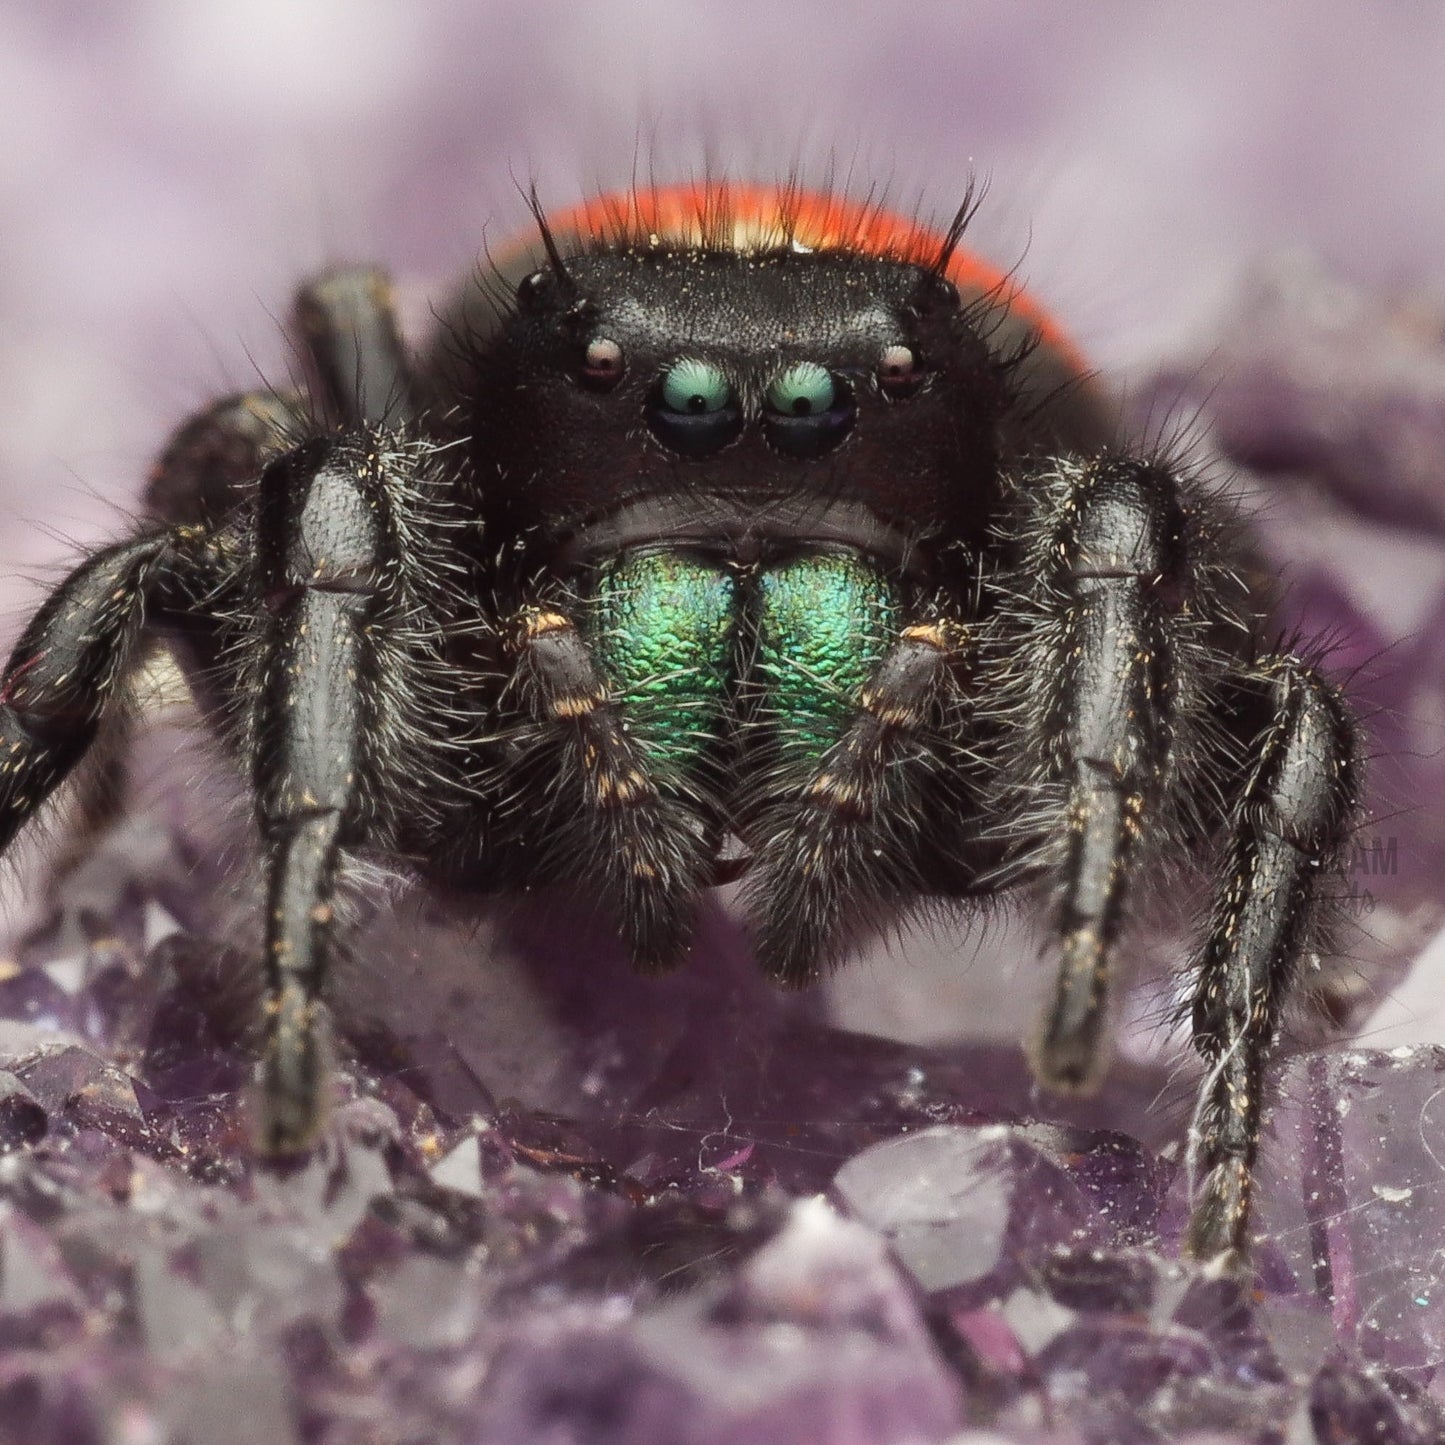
<box><xmin>145</xmin><ymin>269</ymin><xmax>416</xmax><ymax>529</ymax></box>
<box><xmin>145</xmin><ymin>270</ymin><xmax>413</xmax><ymax>529</ymax></box>
<box><xmin>295</xmin><ymin>268</ymin><xmax>417</xmax><ymax>429</ymax></box>
<box><xmin>998</xmin><ymin>457</ymin><xmax>1195</xmax><ymax>1091</ymax></box>
<box><xmin>44</xmin><ymin>650</ymin><xmax>157</xmax><ymax>877</ymax></box>
<box><xmin>42</xmin><ymin>390</ymin><xmax>308</xmax><ymax>855</ymax></box>
<box><xmin>145</xmin><ymin>389</ymin><xmax>306</xmax><ymax>527</ymax></box>
<box><xmin>251</xmin><ymin>432</ymin><xmax>446</xmax><ymax>1152</ymax></box>
<box><xmin>507</xmin><ymin>606</ymin><xmax>712</xmax><ymax>972</ymax></box>
<box><xmin>1185</xmin><ymin>658</ymin><xmax>1358</xmax><ymax>1262</ymax></box>
<box><xmin>0</xmin><ymin>531</ymin><xmax>215</xmax><ymax>853</ymax></box>
<box><xmin>746</xmin><ymin>618</ymin><xmax>974</xmax><ymax>987</ymax></box>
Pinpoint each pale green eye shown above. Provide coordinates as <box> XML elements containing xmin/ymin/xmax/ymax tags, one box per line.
<box><xmin>649</xmin><ymin>358</ymin><xmax>742</xmax><ymax>455</ymax></box>
<box><xmin>661</xmin><ymin>359</ymin><xmax>731</xmax><ymax>414</ymax></box>
<box><xmin>766</xmin><ymin>362</ymin><xmax>836</xmax><ymax>417</ymax></box>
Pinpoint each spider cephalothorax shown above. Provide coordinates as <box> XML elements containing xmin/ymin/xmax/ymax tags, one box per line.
<box><xmin>0</xmin><ymin>182</ymin><xmax>1358</xmax><ymax>1264</ymax></box>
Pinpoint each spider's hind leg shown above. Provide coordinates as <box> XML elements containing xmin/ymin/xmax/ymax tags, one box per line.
<box><xmin>146</xmin><ymin>263</ymin><xmax>417</xmax><ymax>532</ymax></box>
<box><xmin>1185</xmin><ymin>654</ymin><xmax>1358</xmax><ymax>1263</ymax></box>
<box><xmin>53</xmin><ymin>386</ymin><xmax>315</xmax><ymax>862</ymax></box>
<box><xmin>294</xmin><ymin>267</ymin><xmax>418</xmax><ymax>430</ymax></box>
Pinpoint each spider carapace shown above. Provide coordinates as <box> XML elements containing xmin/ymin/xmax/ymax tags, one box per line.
<box><xmin>0</xmin><ymin>183</ymin><xmax>1359</xmax><ymax>1263</ymax></box>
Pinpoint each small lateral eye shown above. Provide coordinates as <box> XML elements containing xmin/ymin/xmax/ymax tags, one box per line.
<box><xmin>878</xmin><ymin>344</ymin><xmax>920</xmax><ymax>398</ymax></box>
<box><xmin>581</xmin><ymin>337</ymin><xmax>625</xmax><ymax>390</ymax></box>
<box><xmin>765</xmin><ymin>361</ymin><xmax>836</xmax><ymax>417</ymax></box>
<box><xmin>660</xmin><ymin>358</ymin><xmax>731</xmax><ymax>414</ymax></box>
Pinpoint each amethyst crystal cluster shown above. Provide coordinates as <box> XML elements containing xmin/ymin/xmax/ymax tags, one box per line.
<box><xmin>2</xmin><ymin>261</ymin><xmax>1444</xmax><ymax>1444</ymax></box>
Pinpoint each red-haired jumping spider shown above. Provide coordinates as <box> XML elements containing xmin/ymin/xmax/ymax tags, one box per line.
<box><xmin>0</xmin><ymin>184</ymin><xmax>1360</xmax><ymax>1264</ymax></box>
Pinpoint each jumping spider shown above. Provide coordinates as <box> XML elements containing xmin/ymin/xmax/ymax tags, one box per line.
<box><xmin>0</xmin><ymin>184</ymin><xmax>1358</xmax><ymax>1262</ymax></box>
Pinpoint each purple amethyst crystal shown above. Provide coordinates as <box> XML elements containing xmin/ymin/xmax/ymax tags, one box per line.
<box><xmin>1250</xmin><ymin>1048</ymin><xmax>1445</xmax><ymax>1394</ymax></box>
<box><xmin>832</xmin><ymin>1123</ymin><xmax>1168</xmax><ymax>1304</ymax></box>
<box><xmin>0</xmin><ymin>1073</ymin><xmax>46</xmax><ymax>1152</ymax></box>
<box><xmin>477</xmin><ymin>1200</ymin><xmax>964</xmax><ymax>1445</ymax></box>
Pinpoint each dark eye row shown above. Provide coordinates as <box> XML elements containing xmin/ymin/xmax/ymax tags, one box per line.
<box><xmin>578</xmin><ymin>342</ymin><xmax>921</xmax><ymax>459</ymax></box>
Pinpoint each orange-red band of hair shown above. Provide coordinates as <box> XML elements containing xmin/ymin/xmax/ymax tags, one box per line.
<box><xmin>541</xmin><ymin>182</ymin><xmax>1085</xmax><ymax>373</ymax></box>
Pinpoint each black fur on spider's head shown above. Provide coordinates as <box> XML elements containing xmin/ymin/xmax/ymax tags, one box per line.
<box><xmin>430</xmin><ymin>181</ymin><xmax>1111</xmax><ymax>570</ymax></box>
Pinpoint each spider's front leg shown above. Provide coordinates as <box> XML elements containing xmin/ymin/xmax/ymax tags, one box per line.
<box><xmin>1186</xmin><ymin>657</ymin><xmax>1357</xmax><ymax>1262</ymax></box>
<box><xmin>247</xmin><ymin>430</ymin><xmax>451</xmax><ymax>1152</ymax></box>
<box><xmin>994</xmin><ymin>453</ymin><xmax>1360</xmax><ymax>1261</ymax></box>
<box><xmin>134</xmin><ymin>262</ymin><xmax>453</xmax><ymax>1152</ymax></box>
<box><xmin>992</xmin><ymin>455</ymin><xmax>1206</xmax><ymax>1091</ymax></box>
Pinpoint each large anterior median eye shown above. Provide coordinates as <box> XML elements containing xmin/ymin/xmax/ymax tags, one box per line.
<box><xmin>661</xmin><ymin>358</ymin><xmax>730</xmax><ymax>414</ymax></box>
<box><xmin>765</xmin><ymin>361</ymin><xmax>835</xmax><ymax>416</ymax></box>
<box><xmin>647</xmin><ymin>358</ymin><xmax>741</xmax><ymax>456</ymax></box>
<box><xmin>763</xmin><ymin>361</ymin><xmax>855</xmax><ymax>459</ymax></box>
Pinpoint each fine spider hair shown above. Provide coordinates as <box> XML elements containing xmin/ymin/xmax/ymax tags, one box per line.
<box><xmin>0</xmin><ymin>180</ymin><xmax>1359</xmax><ymax>1267</ymax></box>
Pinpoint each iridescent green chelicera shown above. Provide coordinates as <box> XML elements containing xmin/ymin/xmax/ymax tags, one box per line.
<box><xmin>584</xmin><ymin>549</ymin><xmax>902</xmax><ymax>780</ymax></box>
<box><xmin>585</xmin><ymin>552</ymin><xmax>737</xmax><ymax>775</ymax></box>
<box><xmin>752</xmin><ymin>553</ymin><xmax>900</xmax><ymax>759</ymax></box>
